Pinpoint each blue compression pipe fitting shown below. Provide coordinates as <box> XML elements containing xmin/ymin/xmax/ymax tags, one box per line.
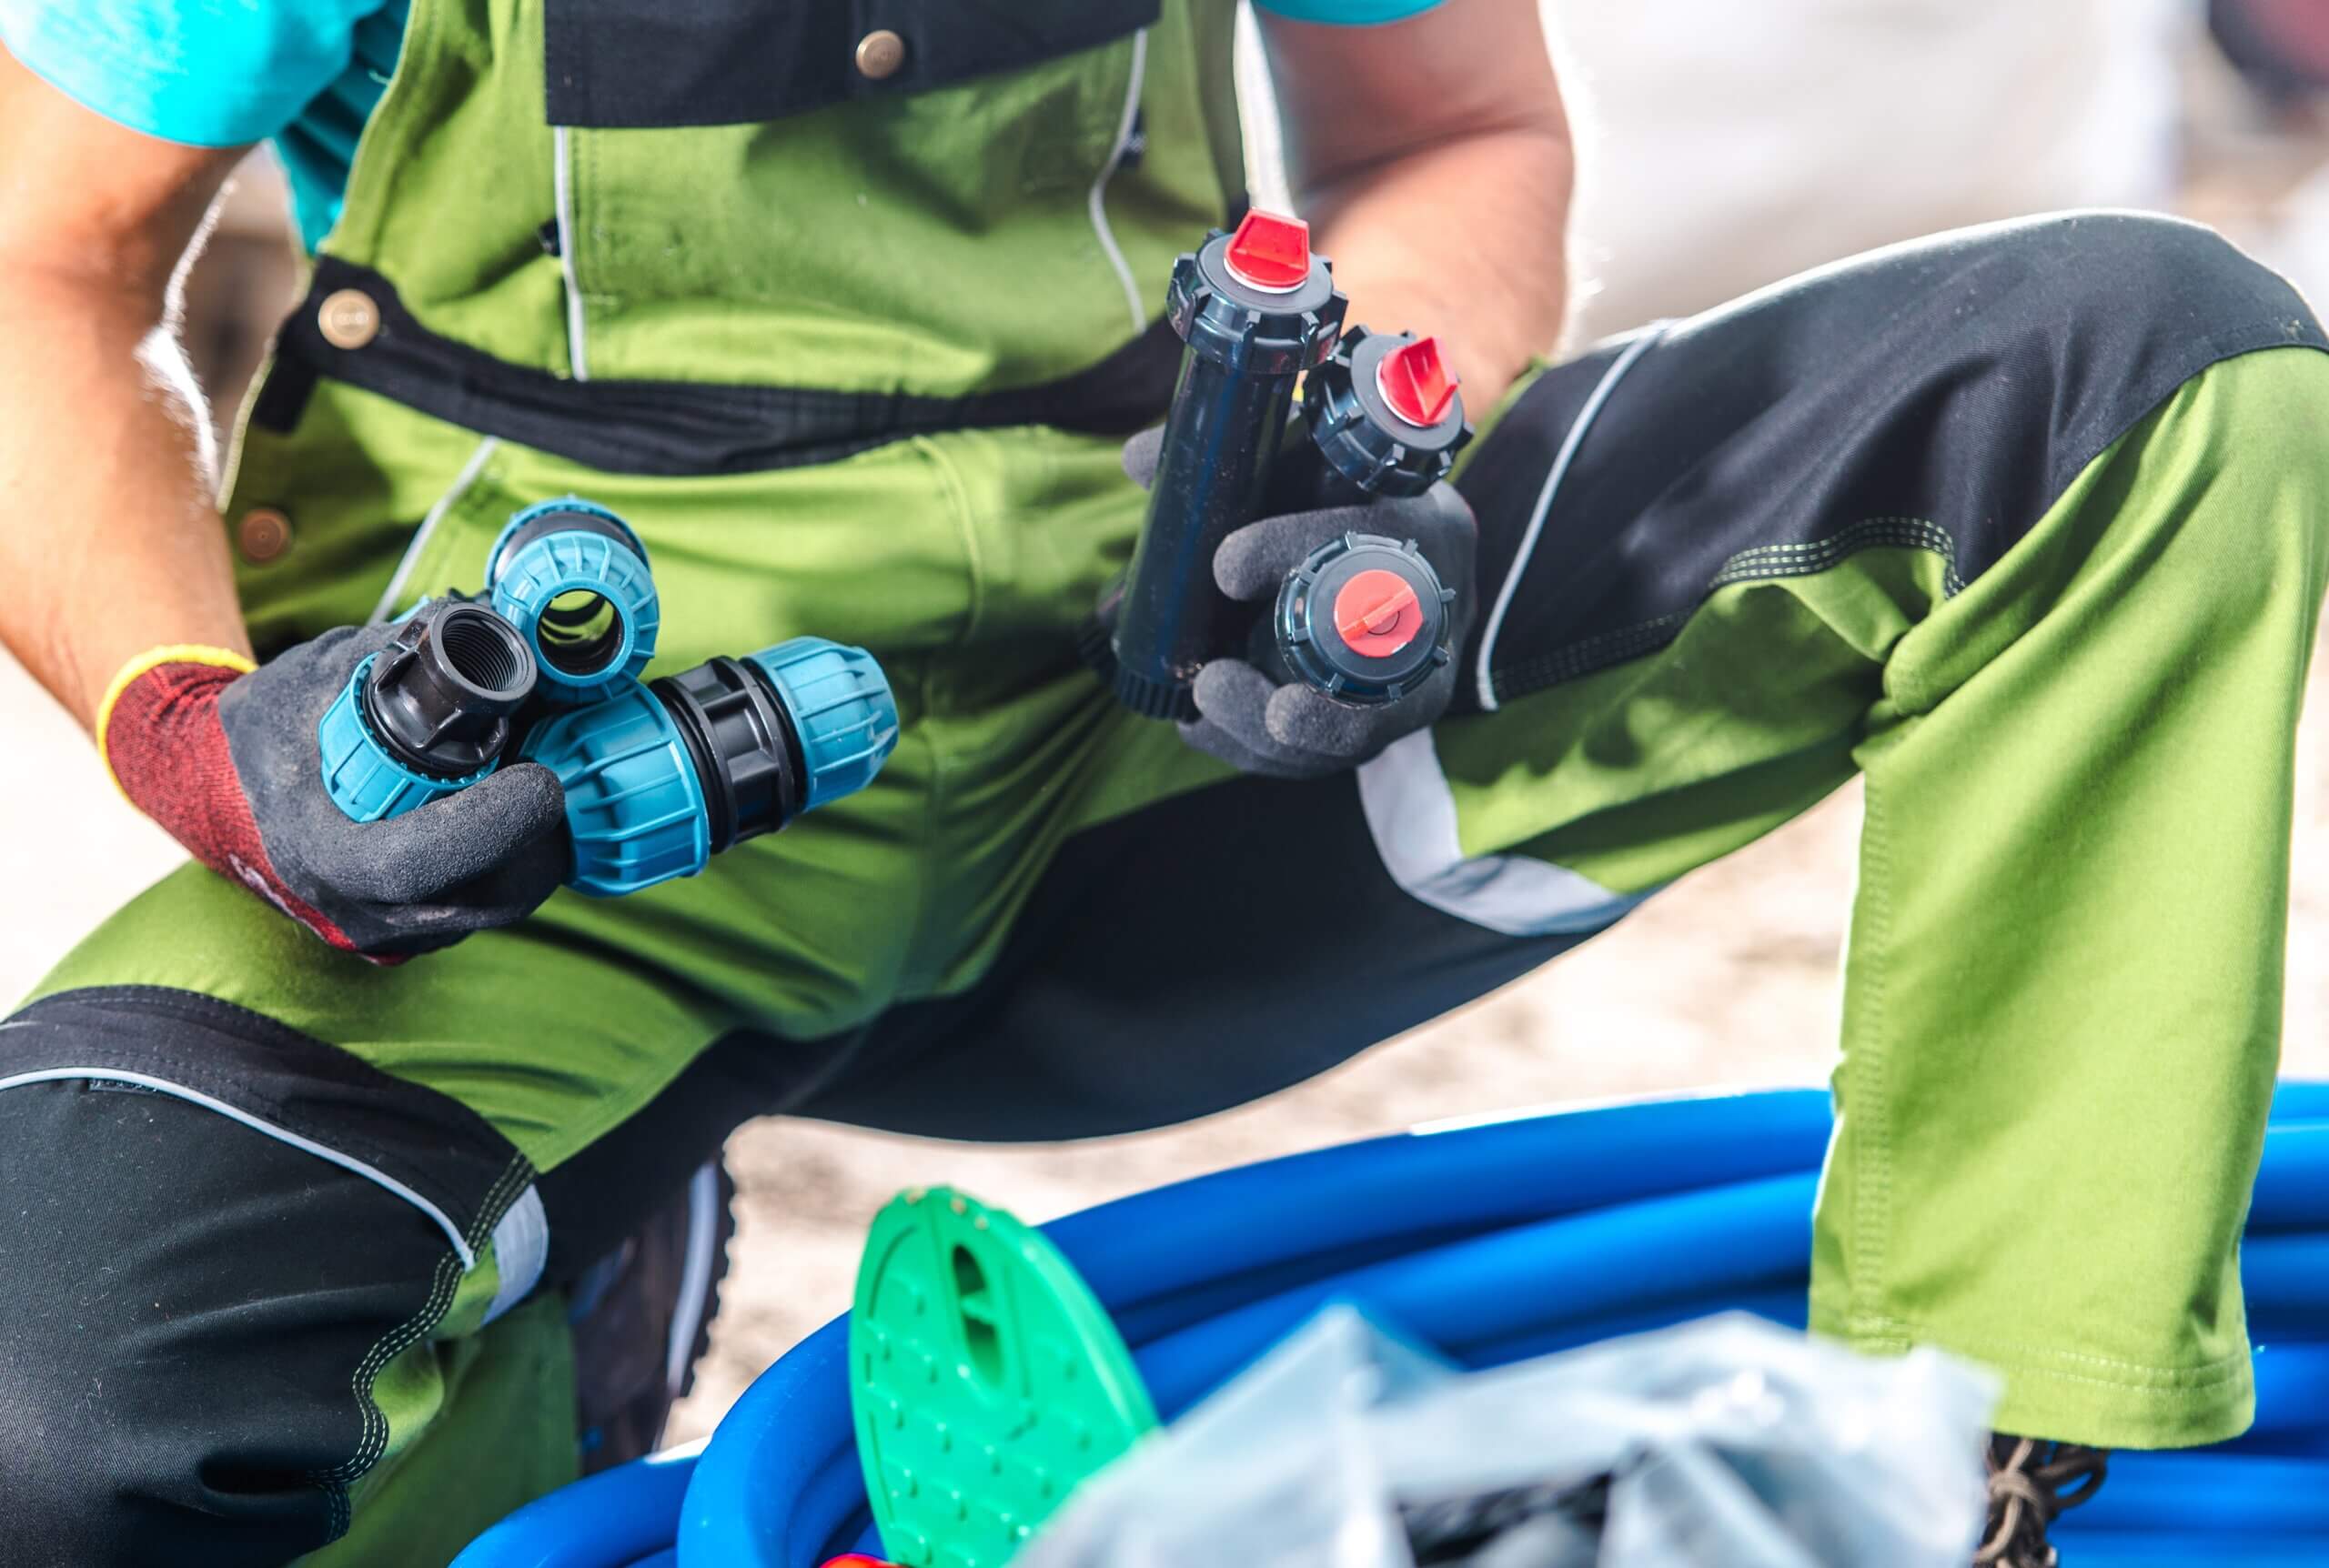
<box><xmin>743</xmin><ymin>638</ymin><xmax>897</xmax><ymax>811</ymax></box>
<box><xmin>519</xmin><ymin>637</ymin><xmax>899</xmax><ymax>897</ymax></box>
<box><xmin>520</xmin><ymin>678</ymin><xmax>711</xmax><ymax>897</ymax></box>
<box><xmin>317</xmin><ymin>654</ymin><xmax>490</xmax><ymax>821</ymax></box>
<box><xmin>486</xmin><ymin>499</ymin><xmax>661</xmax><ymax>705</ymax></box>
<box><xmin>318</xmin><ymin>599</ymin><xmax>538</xmax><ymax>822</ymax></box>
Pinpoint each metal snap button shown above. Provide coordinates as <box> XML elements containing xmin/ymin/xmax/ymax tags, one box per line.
<box><xmin>318</xmin><ymin>288</ymin><xmax>381</xmax><ymax>350</ymax></box>
<box><xmin>237</xmin><ymin>507</ymin><xmax>293</xmax><ymax>564</ymax></box>
<box><xmin>855</xmin><ymin>28</ymin><xmax>906</xmax><ymax>80</ymax></box>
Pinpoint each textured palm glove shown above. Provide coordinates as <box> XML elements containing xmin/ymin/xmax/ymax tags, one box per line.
<box><xmin>98</xmin><ymin>627</ymin><xmax>568</xmax><ymax>962</ymax></box>
<box><xmin>1122</xmin><ymin>426</ymin><xmax>1479</xmax><ymax>779</ymax></box>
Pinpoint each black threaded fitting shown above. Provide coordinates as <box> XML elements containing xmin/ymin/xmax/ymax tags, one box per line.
<box><xmin>362</xmin><ymin>600</ymin><xmax>537</xmax><ymax>780</ymax></box>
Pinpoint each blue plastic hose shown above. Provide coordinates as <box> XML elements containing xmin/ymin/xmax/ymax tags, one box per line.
<box><xmin>455</xmin><ymin>1089</ymin><xmax>2329</xmax><ymax>1568</ymax></box>
<box><xmin>457</xmin><ymin>1443</ymin><xmax>701</xmax><ymax>1567</ymax></box>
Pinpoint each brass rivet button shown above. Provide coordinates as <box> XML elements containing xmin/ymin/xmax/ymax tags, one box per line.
<box><xmin>237</xmin><ymin>507</ymin><xmax>292</xmax><ymax>564</ymax></box>
<box><xmin>318</xmin><ymin>288</ymin><xmax>381</xmax><ymax>350</ymax></box>
<box><xmin>855</xmin><ymin>28</ymin><xmax>906</xmax><ymax>80</ymax></box>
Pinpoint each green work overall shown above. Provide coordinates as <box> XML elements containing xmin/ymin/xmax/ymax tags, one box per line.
<box><xmin>4</xmin><ymin>0</ymin><xmax>2327</xmax><ymax>1561</ymax></box>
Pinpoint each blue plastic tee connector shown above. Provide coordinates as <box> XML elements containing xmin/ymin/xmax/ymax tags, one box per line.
<box><xmin>520</xmin><ymin>637</ymin><xmax>900</xmax><ymax>897</ymax></box>
<box><xmin>485</xmin><ymin>498</ymin><xmax>660</xmax><ymax>706</ymax></box>
<box><xmin>318</xmin><ymin>599</ymin><xmax>539</xmax><ymax>822</ymax></box>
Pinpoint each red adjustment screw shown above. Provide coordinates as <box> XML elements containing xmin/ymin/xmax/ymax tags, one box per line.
<box><xmin>1222</xmin><ymin>208</ymin><xmax>1313</xmax><ymax>292</ymax></box>
<box><xmin>1376</xmin><ymin>335</ymin><xmax>1457</xmax><ymax>427</ymax></box>
<box><xmin>821</xmin><ymin>1558</ymin><xmax>902</xmax><ymax>1567</ymax></box>
<box><xmin>1333</xmin><ymin>568</ymin><xmax>1424</xmax><ymax>658</ymax></box>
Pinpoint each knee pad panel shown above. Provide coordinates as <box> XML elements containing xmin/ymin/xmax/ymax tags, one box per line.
<box><xmin>0</xmin><ymin>987</ymin><xmax>538</xmax><ymax>1567</ymax></box>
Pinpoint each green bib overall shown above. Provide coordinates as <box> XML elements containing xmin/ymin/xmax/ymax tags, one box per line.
<box><xmin>10</xmin><ymin>0</ymin><xmax>2329</xmax><ymax>1558</ymax></box>
<box><xmin>210</xmin><ymin>0</ymin><xmax>1253</xmax><ymax>1052</ymax></box>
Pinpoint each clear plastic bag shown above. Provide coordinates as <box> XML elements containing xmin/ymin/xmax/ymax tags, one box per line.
<box><xmin>1015</xmin><ymin>1310</ymin><xmax>1997</xmax><ymax>1568</ymax></box>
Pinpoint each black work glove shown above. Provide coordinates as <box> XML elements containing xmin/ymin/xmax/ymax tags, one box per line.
<box><xmin>1121</xmin><ymin>426</ymin><xmax>1478</xmax><ymax>779</ymax></box>
<box><xmin>103</xmin><ymin>622</ymin><xmax>569</xmax><ymax>962</ymax></box>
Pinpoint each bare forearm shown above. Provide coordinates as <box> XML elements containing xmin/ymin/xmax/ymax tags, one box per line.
<box><xmin>1259</xmin><ymin>0</ymin><xmax>1572</xmax><ymax>412</ymax></box>
<box><xmin>0</xmin><ymin>271</ymin><xmax>247</xmax><ymax>728</ymax></box>
<box><xmin>0</xmin><ymin>46</ymin><xmax>253</xmax><ymax>729</ymax></box>
<box><xmin>1303</xmin><ymin>126</ymin><xmax>1572</xmax><ymax>411</ymax></box>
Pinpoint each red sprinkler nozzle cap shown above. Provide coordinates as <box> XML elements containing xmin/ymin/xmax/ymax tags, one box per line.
<box><xmin>821</xmin><ymin>1558</ymin><xmax>902</xmax><ymax>1567</ymax></box>
<box><xmin>1376</xmin><ymin>335</ymin><xmax>1458</xmax><ymax>427</ymax></box>
<box><xmin>1223</xmin><ymin>209</ymin><xmax>1313</xmax><ymax>293</ymax></box>
<box><xmin>1333</xmin><ymin>568</ymin><xmax>1423</xmax><ymax>658</ymax></box>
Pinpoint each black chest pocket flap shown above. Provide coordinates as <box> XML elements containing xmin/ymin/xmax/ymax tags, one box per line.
<box><xmin>545</xmin><ymin>0</ymin><xmax>1162</xmax><ymax>129</ymax></box>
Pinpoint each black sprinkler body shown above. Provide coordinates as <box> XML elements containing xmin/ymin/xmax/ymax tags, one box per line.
<box><xmin>1103</xmin><ymin>211</ymin><xmax>1348</xmax><ymax>719</ymax></box>
<box><xmin>1252</xmin><ymin>329</ymin><xmax>1470</xmax><ymax>706</ymax></box>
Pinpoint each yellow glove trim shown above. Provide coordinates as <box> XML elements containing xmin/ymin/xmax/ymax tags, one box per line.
<box><xmin>95</xmin><ymin>643</ymin><xmax>259</xmax><ymax>797</ymax></box>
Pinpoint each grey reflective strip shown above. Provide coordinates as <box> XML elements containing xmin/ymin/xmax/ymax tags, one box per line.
<box><xmin>1355</xmin><ymin>729</ymin><xmax>1651</xmax><ymax>936</ymax></box>
<box><xmin>0</xmin><ymin>1065</ymin><xmax>478</xmax><ymax>1268</ymax></box>
<box><xmin>1473</xmin><ymin>323</ymin><xmax>1669</xmax><ymax>711</ymax></box>
<box><xmin>665</xmin><ymin>1161</ymin><xmax>721</xmax><ymax>1397</ymax></box>
<box><xmin>484</xmin><ymin>1184</ymin><xmax>549</xmax><ymax>1326</ymax></box>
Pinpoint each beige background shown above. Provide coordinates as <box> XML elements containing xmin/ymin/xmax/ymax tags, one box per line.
<box><xmin>2</xmin><ymin>1</ymin><xmax>2325</xmax><ymax>1442</ymax></box>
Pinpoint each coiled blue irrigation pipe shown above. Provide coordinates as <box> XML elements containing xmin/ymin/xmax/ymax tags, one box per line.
<box><xmin>456</xmin><ymin>1085</ymin><xmax>2329</xmax><ymax>1568</ymax></box>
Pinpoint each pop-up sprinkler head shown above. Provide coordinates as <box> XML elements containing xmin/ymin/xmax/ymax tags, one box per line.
<box><xmin>1302</xmin><ymin>327</ymin><xmax>1472</xmax><ymax>498</ymax></box>
<box><xmin>1098</xmin><ymin>207</ymin><xmax>1348</xmax><ymax>720</ymax></box>
<box><xmin>1266</xmin><ymin>530</ymin><xmax>1454</xmax><ymax>705</ymax></box>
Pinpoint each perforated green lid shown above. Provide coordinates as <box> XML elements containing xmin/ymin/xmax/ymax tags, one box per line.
<box><xmin>850</xmin><ymin>1188</ymin><xmax>1158</xmax><ymax>1568</ymax></box>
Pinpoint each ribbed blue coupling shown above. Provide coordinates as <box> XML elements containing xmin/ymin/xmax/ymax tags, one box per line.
<box><xmin>519</xmin><ymin>679</ymin><xmax>711</xmax><ymax>898</ymax></box>
<box><xmin>318</xmin><ymin>656</ymin><xmax>489</xmax><ymax>821</ymax></box>
<box><xmin>485</xmin><ymin>498</ymin><xmax>660</xmax><ymax>705</ymax></box>
<box><xmin>741</xmin><ymin>638</ymin><xmax>900</xmax><ymax>811</ymax></box>
<box><xmin>517</xmin><ymin>638</ymin><xmax>898</xmax><ymax>899</ymax></box>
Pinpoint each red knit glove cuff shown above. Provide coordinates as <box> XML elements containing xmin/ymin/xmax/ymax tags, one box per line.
<box><xmin>96</xmin><ymin>648</ymin><xmax>371</xmax><ymax>958</ymax></box>
<box><xmin>99</xmin><ymin>648</ymin><xmax>255</xmax><ymax>851</ymax></box>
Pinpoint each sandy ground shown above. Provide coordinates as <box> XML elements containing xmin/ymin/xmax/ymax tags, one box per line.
<box><xmin>4</xmin><ymin>1</ymin><xmax>2327</xmax><ymax>1447</ymax></box>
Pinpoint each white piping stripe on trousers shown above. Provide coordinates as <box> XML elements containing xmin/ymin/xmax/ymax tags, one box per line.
<box><xmin>1473</xmin><ymin>323</ymin><xmax>1669</xmax><ymax>711</ymax></box>
<box><xmin>1087</xmin><ymin>28</ymin><xmax>1152</xmax><ymax>334</ymax></box>
<box><xmin>1355</xmin><ymin>729</ymin><xmax>1651</xmax><ymax>936</ymax></box>
<box><xmin>0</xmin><ymin>1065</ymin><xmax>480</xmax><ymax>1269</ymax></box>
<box><xmin>665</xmin><ymin>1161</ymin><xmax>721</xmax><ymax>1398</ymax></box>
<box><xmin>484</xmin><ymin>1185</ymin><xmax>550</xmax><ymax>1326</ymax></box>
<box><xmin>369</xmin><ymin>435</ymin><xmax>501</xmax><ymax>623</ymax></box>
<box><xmin>554</xmin><ymin>126</ymin><xmax>591</xmax><ymax>381</ymax></box>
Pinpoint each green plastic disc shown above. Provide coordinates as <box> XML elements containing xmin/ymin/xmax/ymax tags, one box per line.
<box><xmin>850</xmin><ymin>1187</ymin><xmax>1158</xmax><ymax>1568</ymax></box>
